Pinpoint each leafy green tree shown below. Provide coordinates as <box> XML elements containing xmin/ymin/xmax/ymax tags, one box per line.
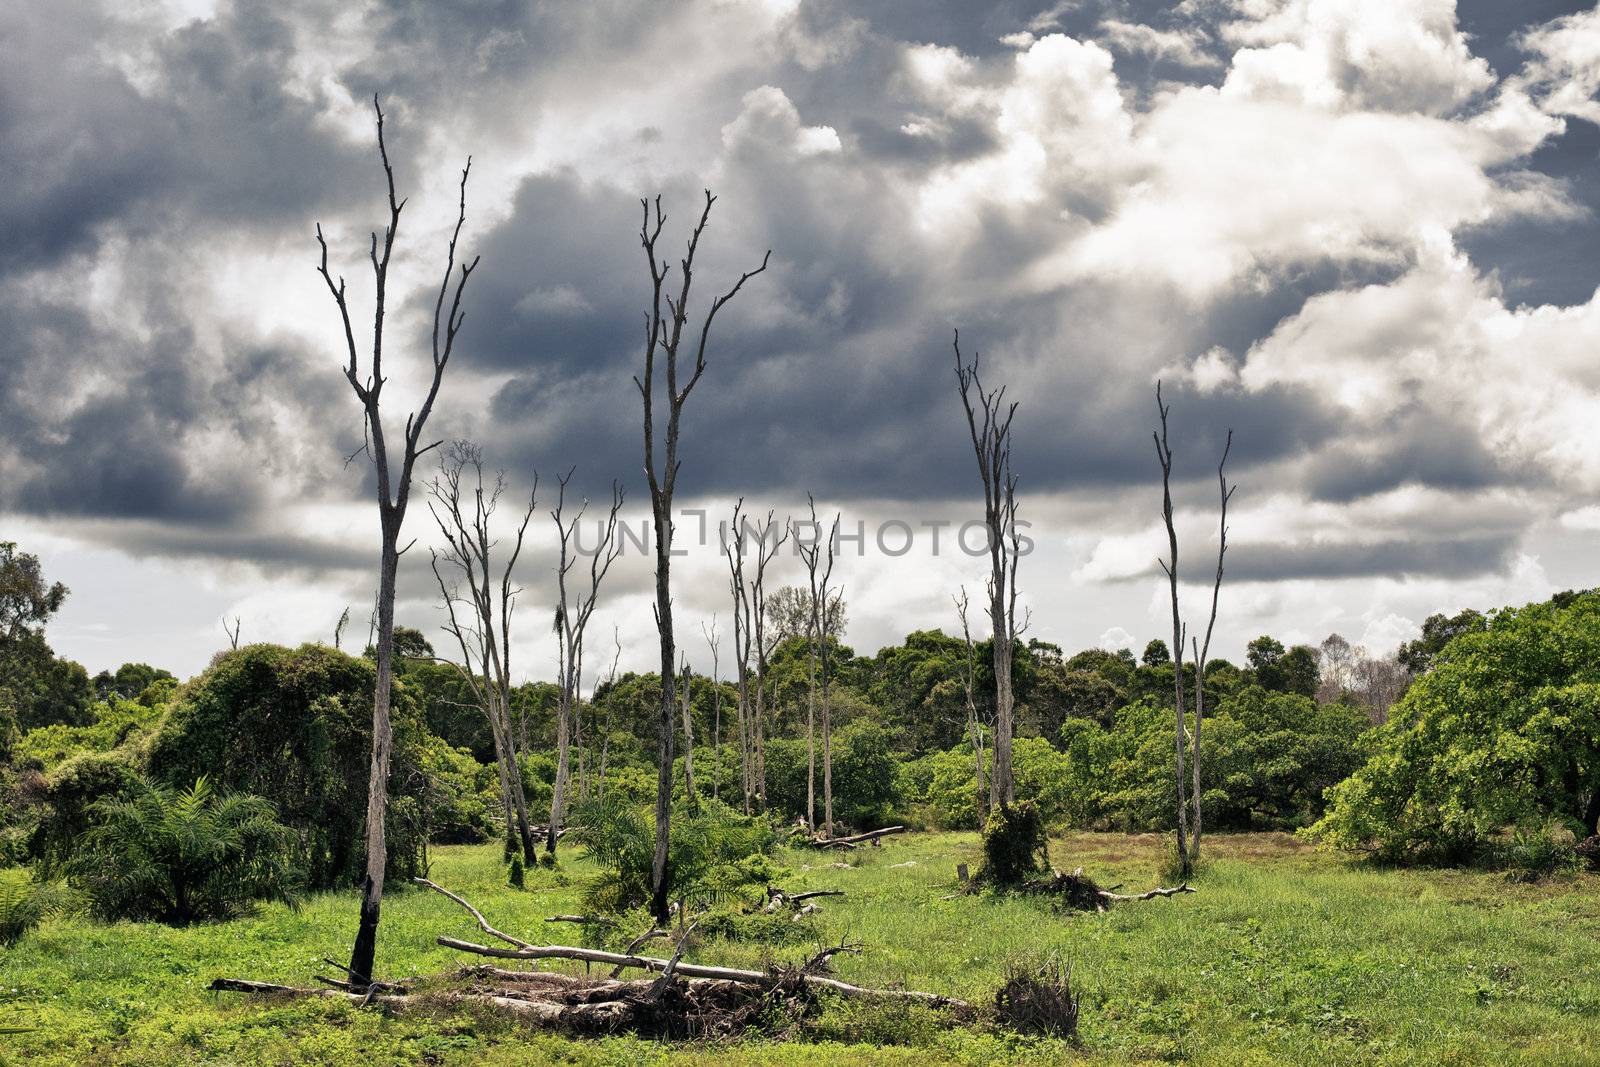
<box><xmin>148</xmin><ymin>643</ymin><xmax>433</xmax><ymax>889</ymax></box>
<box><xmin>1141</xmin><ymin>639</ymin><xmax>1171</xmax><ymax>668</ymax></box>
<box><xmin>0</xmin><ymin>542</ymin><xmax>92</xmax><ymax>731</ymax></box>
<box><xmin>1314</xmin><ymin>594</ymin><xmax>1600</xmax><ymax>861</ymax></box>
<box><xmin>1396</xmin><ymin>609</ymin><xmax>1489</xmax><ymax>674</ymax></box>
<box><xmin>91</xmin><ymin>663</ymin><xmax>175</xmax><ymax>703</ymax></box>
<box><xmin>67</xmin><ymin>775</ymin><xmax>298</xmax><ymax>924</ymax></box>
<box><xmin>1259</xmin><ymin>645</ymin><xmax>1320</xmax><ymax>697</ymax></box>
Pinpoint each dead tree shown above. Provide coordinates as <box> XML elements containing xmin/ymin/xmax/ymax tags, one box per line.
<box><xmin>318</xmin><ymin>96</ymin><xmax>478</xmax><ymax>987</ymax></box>
<box><xmin>1153</xmin><ymin>383</ymin><xmax>1192</xmax><ymax>877</ymax></box>
<box><xmin>678</xmin><ymin>653</ymin><xmax>698</xmax><ymax>807</ymax></box>
<box><xmin>222</xmin><ymin>617</ymin><xmax>241</xmax><ymax>651</ymax></box>
<box><xmin>595</xmin><ymin>629</ymin><xmax>622</xmax><ymax>800</ymax></box>
<box><xmin>636</xmin><ymin>192</ymin><xmax>769</xmax><ymax>922</ymax></box>
<box><xmin>953</xmin><ymin>333</ymin><xmax>1021</xmax><ymax>811</ymax></box>
<box><xmin>749</xmin><ymin>511</ymin><xmax>787</xmax><ymax>811</ymax></box>
<box><xmin>1189</xmin><ymin>430</ymin><xmax>1233</xmax><ymax>865</ymax></box>
<box><xmin>551</xmin><ymin>471</ymin><xmax>625</xmax><ymax>854</ymax></box>
<box><xmin>701</xmin><ymin>616</ymin><xmax>722</xmax><ymax>802</ymax></box>
<box><xmin>427</xmin><ymin>442</ymin><xmax>539</xmax><ymax>863</ymax></box>
<box><xmin>794</xmin><ymin>497</ymin><xmax>840</xmax><ymax>834</ymax></box>
<box><xmin>334</xmin><ymin>607</ymin><xmax>350</xmax><ymax>650</ymax></box>
<box><xmin>724</xmin><ymin>501</ymin><xmax>756</xmax><ymax>812</ymax></box>
<box><xmin>954</xmin><ymin>587</ymin><xmax>988</xmax><ymax>824</ymax></box>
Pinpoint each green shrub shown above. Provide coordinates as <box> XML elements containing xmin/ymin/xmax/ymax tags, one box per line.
<box><xmin>979</xmin><ymin>800</ymin><xmax>1048</xmax><ymax>886</ymax></box>
<box><xmin>1313</xmin><ymin>594</ymin><xmax>1600</xmax><ymax>863</ymax></box>
<box><xmin>573</xmin><ymin>796</ymin><xmax>777</xmax><ymax>912</ymax></box>
<box><xmin>0</xmin><ymin>869</ymin><xmax>65</xmax><ymax>947</ymax></box>
<box><xmin>507</xmin><ymin>854</ymin><xmax>525</xmax><ymax>890</ymax></box>
<box><xmin>66</xmin><ymin>775</ymin><xmax>299</xmax><ymax>924</ymax></box>
<box><xmin>148</xmin><ymin>643</ymin><xmax>432</xmax><ymax>889</ymax></box>
<box><xmin>1497</xmin><ymin>823</ymin><xmax>1581</xmax><ymax>883</ymax></box>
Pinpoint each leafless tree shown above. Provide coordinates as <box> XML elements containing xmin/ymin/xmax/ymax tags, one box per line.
<box><xmin>678</xmin><ymin>652</ymin><xmax>697</xmax><ymax>807</ymax></box>
<box><xmin>794</xmin><ymin>497</ymin><xmax>840</xmax><ymax>833</ymax></box>
<box><xmin>334</xmin><ymin>607</ymin><xmax>350</xmax><ymax>650</ymax></box>
<box><xmin>724</xmin><ymin>501</ymin><xmax>756</xmax><ymax>813</ymax></box>
<box><xmin>427</xmin><ymin>442</ymin><xmax>538</xmax><ymax>864</ymax></box>
<box><xmin>595</xmin><ymin>628</ymin><xmax>623</xmax><ymax>799</ymax></box>
<box><xmin>550</xmin><ymin>470</ymin><xmax>625</xmax><ymax>854</ymax></box>
<box><xmin>1153</xmin><ymin>383</ymin><xmax>1192</xmax><ymax>878</ymax></box>
<box><xmin>222</xmin><ymin>616</ymin><xmax>242</xmax><ymax>651</ymax></box>
<box><xmin>701</xmin><ymin>616</ymin><xmax>722</xmax><ymax>802</ymax></box>
<box><xmin>636</xmin><ymin>192</ymin><xmax>768</xmax><ymax>922</ymax></box>
<box><xmin>748</xmin><ymin>512</ymin><xmax>787</xmax><ymax>812</ymax></box>
<box><xmin>953</xmin><ymin>332</ymin><xmax>1022</xmax><ymax>811</ymax></box>
<box><xmin>319</xmin><ymin>96</ymin><xmax>479</xmax><ymax>987</ymax></box>
<box><xmin>1189</xmin><ymin>430</ymin><xmax>1233</xmax><ymax>866</ymax></box>
<box><xmin>725</xmin><ymin>504</ymin><xmax>787</xmax><ymax>815</ymax></box>
<box><xmin>954</xmin><ymin>587</ymin><xmax>988</xmax><ymax>824</ymax></box>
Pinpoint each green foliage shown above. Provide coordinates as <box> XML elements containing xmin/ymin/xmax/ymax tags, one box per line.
<box><xmin>507</xmin><ymin>854</ymin><xmax>525</xmax><ymax>890</ymax></box>
<box><xmin>27</xmin><ymin>750</ymin><xmax>144</xmax><ymax>870</ymax></box>
<box><xmin>1496</xmin><ymin>823</ymin><xmax>1581</xmax><ymax>883</ymax></box>
<box><xmin>573</xmin><ymin>796</ymin><xmax>776</xmax><ymax>911</ymax></box>
<box><xmin>15</xmin><ymin>696</ymin><xmax>167</xmax><ymax>773</ymax></box>
<box><xmin>147</xmin><ymin>643</ymin><xmax>432</xmax><ymax>889</ymax></box>
<box><xmin>1313</xmin><ymin>594</ymin><xmax>1600</xmax><ymax>863</ymax></box>
<box><xmin>411</xmin><ymin>736</ymin><xmax>496</xmax><ymax>845</ymax></box>
<box><xmin>1058</xmin><ymin>688</ymin><xmax>1367</xmax><ymax>833</ymax></box>
<box><xmin>66</xmin><ymin>775</ymin><xmax>298</xmax><ymax>924</ymax></box>
<box><xmin>91</xmin><ymin>664</ymin><xmax>175</xmax><ymax>705</ymax></box>
<box><xmin>978</xmin><ymin>800</ymin><xmax>1048</xmax><ymax>885</ymax></box>
<box><xmin>0</xmin><ymin>868</ymin><xmax>66</xmax><ymax>947</ymax></box>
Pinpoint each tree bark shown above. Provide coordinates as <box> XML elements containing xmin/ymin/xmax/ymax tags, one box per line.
<box><xmin>1154</xmin><ymin>383</ymin><xmax>1191</xmax><ymax>879</ymax></box>
<box><xmin>637</xmin><ymin>194</ymin><xmax>767</xmax><ymax>922</ymax></box>
<box><xmin>320</xmin><ymin>96</ymin><xmax>478</xmax><ymax>986</ymax></box>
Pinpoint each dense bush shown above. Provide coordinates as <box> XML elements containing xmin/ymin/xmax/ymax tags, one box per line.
<box><xmin>920</xmin><ymin>738</ymin><xmax>1074</xmax><ymax>829</ymax></box>
<box><xmin>1058</xmin><ymin>687</ymin><xmax>1367</xmax><ymax>833</ymax></box>
<box><xmin>1313</xmin><ymin>594</ymin><xmax>1600</xmax><ymax>863</ymax></box>
<box><xmin>67</xmin><ymin>776</ymin><xmax>298</xmax><ymax>924</ymax></box>
<box><xmin>0</xmin><ymin>868</ymin><xmax>66</xmax><ymax>946</ymax></box>
<box><xmin>979</xmin><ymin>801</ymin><xmax>1048</xmax><ymax>885</ymax></box>
<box><xmin>573</xmin><ymin>796</ymin><xmax>777</xmax><ymax>912</ymax></box>
<box><xmin>147</xmin><ymin>643</ymin><xmax>432</xmax><ymax>889</ymax></box>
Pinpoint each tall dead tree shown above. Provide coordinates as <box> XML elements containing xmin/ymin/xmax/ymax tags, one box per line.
<box><xmin>595</xmin><ymin>629</ymin><xmax>622</xmax><ymax>800</ymax></box>
<box><xmin>636</xmin><ymin>192</ymin><xmax>768</xmax><ymax>923</ymax></box>
<box><xmin>794</xmin><ymin>497</ymin><xmax>840</xmax><ymax>833</ymax></box>
<box><xmin>551</xmin><ymin>471</ymin><xmax>625</xmax><ymax>855</ymax></box>
<box><xmin>748</xmin><ymin>511</ymin><xmax>787</xmax><ymax>812</ymax></box>
<box><xmin>701</xmin><ymin>616</ymin><xmax>722</xmax><ymax>802</ymax></box>
<box><xmin>953</xmin><ymin>333</ymin><xmax>1021</xmax><ymax>811</ymax></box>
<box><xmin>724</xmin><ymin>502</ymin><xmax>756</xmax><ymax>812</ymax></box>
<box><xmin>954</xmin><ymin>588</ymin><xmax>988</xmax><ymax>824</ymax></box>
<box><xmin>1153</xmin><ymin>383</ymin><xmax>1191</xmax><ymax>877</ymax></box>
<box><xmin>428</xmin><ymin>443</ymin><xmax>539</xmax><ymax>864</ymax></box>
<box><xmin>1189</xmin><ymin>430</ymin><xmax>1233</xmax><ymax>866</ymax></box>
<box><xmin>222</xmin><ymin>617</ymin><xmax>241</xmax><ymax>650</ymax></box>
<box><xmin>678</xmin><ymin>653</ymin><xmax>697</xmax><ymax>807</ymax></box>
<box><xmin>318</xmin><ymin>96</ymin><xmax>479</xmax><ymax>986</ymax></box>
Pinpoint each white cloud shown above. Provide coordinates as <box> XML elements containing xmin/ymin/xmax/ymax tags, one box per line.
<box><xmin>1098</xmin><ymin>19</ymin><xmax>1221</xmax><ymax>69</ymax></box>
<box><xmin>1516</xmin><ymin>7</ymin><xmax>1600</xmax><ymax>123</ymax></box>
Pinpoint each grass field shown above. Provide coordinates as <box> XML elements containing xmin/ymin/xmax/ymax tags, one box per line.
<box><xmin>3</xmin><ymin>831</ymin><xmax>1600</xmax><ymax>1065</ymax></box>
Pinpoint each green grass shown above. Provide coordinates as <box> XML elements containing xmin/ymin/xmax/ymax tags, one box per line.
<box><xmin>3</xmin><ymin>832</ymin><xmax>1599</xmax><ymax>1064</ymax></box>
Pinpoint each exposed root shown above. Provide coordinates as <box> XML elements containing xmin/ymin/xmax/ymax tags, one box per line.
<box><xmin>1025</xmin><ymin>867</ymin><xmax>1195</xmax><ymax>911</ymax></box>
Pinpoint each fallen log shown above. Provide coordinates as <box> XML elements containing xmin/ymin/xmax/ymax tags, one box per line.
<box><xmin>434</xmin><ymin>935</ymin><xmax>968</xmax><ymax>1009</ymax></box>
<box><xmin>808</xmin><ymin>826</ymin><xmax>905</xmax><ymax>850</ymax></box>
<box><xmin>763</xmin><ymin>887</ymin><xmax>845</xmax><ymax>913</ymax></box>
<box><xmin>1025</xmin><ymin>867</ymin><xmax>1194</xmax><ymax>911</ymax></box>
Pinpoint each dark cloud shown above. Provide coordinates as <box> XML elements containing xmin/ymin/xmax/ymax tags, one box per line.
<box><xmin>1226</xmin><ymin>534</ymin><xmax>1518</xmax><ymax>582</ymax></box>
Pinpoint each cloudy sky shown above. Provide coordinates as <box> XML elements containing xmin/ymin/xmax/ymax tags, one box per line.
<box><xmin>6</xmin><ymin>0</ymin><xmax>1600</xmax><ymax>682</ymax></box>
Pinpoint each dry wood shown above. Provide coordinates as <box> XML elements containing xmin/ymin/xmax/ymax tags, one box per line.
<box><xmin>319</xmin><ymin>94</ymin><xmax>480</xmax><ymax>988</ymax></box>
<box><xmin>808</xmin><ymin>825</ymin><xmax>906</xmax><ymax>849</ymax></box>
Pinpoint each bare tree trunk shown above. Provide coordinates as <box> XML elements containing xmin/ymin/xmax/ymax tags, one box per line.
<box><xmin>1190</xmin><ymin>431</ymin><xmax>1234</xmax><ymax>867</ymax></box>
<box><xmin>636</xmin><ymin>193</ymin><xmax>768</xmax><ymax>922</ymax></box>
<box><xmin>703</xmin><ymin>618</ymin><xmax>721</xmax><ymax>803</ymax></box>
<box><xmin>953</xmin><ymin>334</ymin><xmax>1022</xmax><ymax>809</ymax></box>
<box><xmin>679</xmin><ymin>656</ymin><xmax>697</xmax><ymax>807</ymax></box>
<box><xmin>796</xmin><ymin>499</ymin><xmax>840</xmax><ymax>833</ymax></box>
<box><xmin>955</xmin><ymin>588</ymin><xmax>988</xmax><ymax>826</ymax></box>
<box><xmin>725</xmin><ymin>504</ymin><xmax>755</xmax><ymax>814</ymax></box>
<box><xmin>320</xmin><ymin>96</ymin><xmax>479</xmax><ymax>987</ymax></box>
<box><xmin>1153</xmin><ymin>383</ymin><xmax>1191</xmax><ymax>878</ymax></box>
<box><xmin>551</xmin><ymin>474</ymin><xmax>624</xmax><ymax>855</ymax></box>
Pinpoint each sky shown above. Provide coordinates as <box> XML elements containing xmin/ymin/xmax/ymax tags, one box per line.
<box><xmin>4</xmin><ymin>0</ymin><xmax>1600</xmax><ymax>684</ymax></box>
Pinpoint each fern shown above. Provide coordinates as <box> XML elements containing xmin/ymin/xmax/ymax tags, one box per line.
<box><xmin>66</xmin><ymin>775</ymin><xmax>299</xmax><ymax>924</ymax></box>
